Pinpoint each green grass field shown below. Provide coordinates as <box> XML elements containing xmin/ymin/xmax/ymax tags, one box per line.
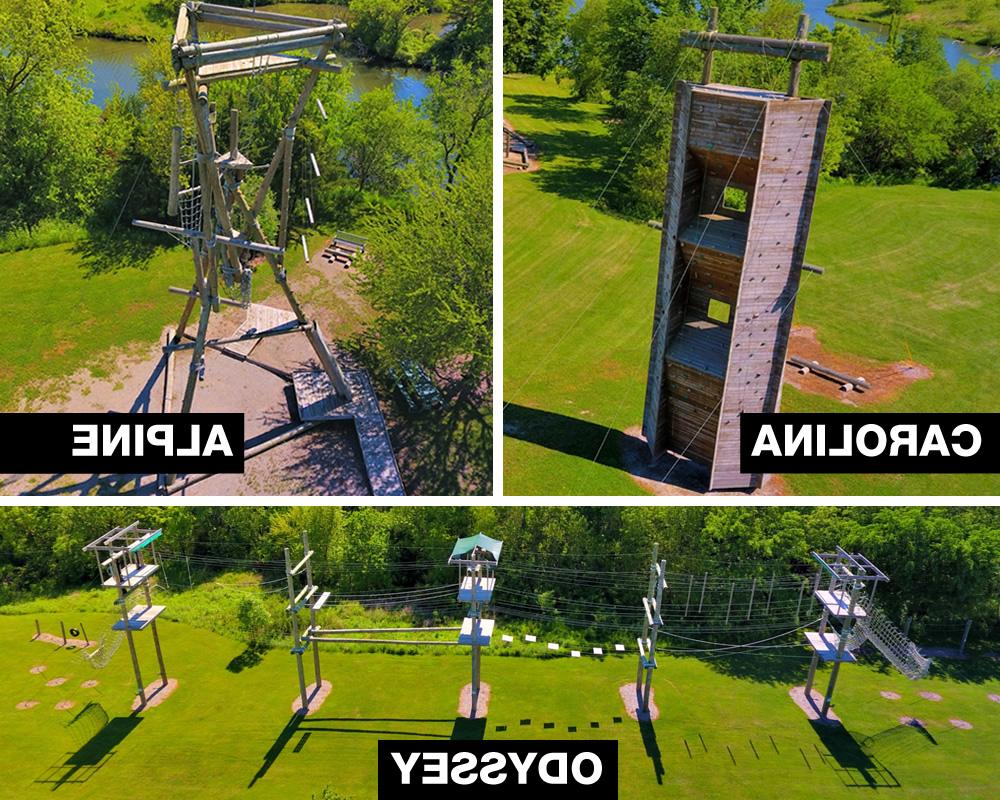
<box><xmin>502</xmin><ymin>74</ymin><xmax>1000</xmax><ymax>496</ymax></box>
<box><xmin>833</xmin><ymin>0</ymin><xmax>1000</xmax><ymax>48</ymax></box>
<box><xmin>1</xmin><ymin>594</ymin><xmax>998</xmax><ymax>799</ymax></box>
<box><xmin>0</xmin><ymin>231</ymin><xmax>327</xmax><ymax>412</ymax></box>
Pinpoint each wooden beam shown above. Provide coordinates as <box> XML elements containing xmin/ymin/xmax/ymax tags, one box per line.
<box><xmin>165</xmin><ymin>323</ymin><xmax>310</xmax><ymax>352</ymax></box>
<box><xmin>164</xmin><ymin>53</ymin><xmax>341</xmax><ymax>91</ymax></box>
<box><xmin>701</xmin><ymin>7</ymin><xmax>719</xmax><ymax>84</ymax></box>
<box><xmin>194</xmin><ymin>10</ymin><xmax>311</xmax><ymax>34</ymax></box>
<box><xmin>195</xmin><ymin>2</ymin><xmax>336</xmax><ymax>28</ymax></box>
<box><xmin>788</xmin><ymin>356</ymin><xmax>872</xmax><ymax>391</ymax></box>
<box><xmin>679</xmin><ymin>30</ymin><xmax>831</xmax><ymax>63</ymax></box>
<box><xmin>168</xmin><ymin>285</ymin><xmax>245</xmax><ymax>308</ymax></box>
<box><xmin>173</xmin><ymin>3</ymin><xmax>190</xmax><ymax>45</ymax></box>
<box><xmin>179</xmin><ymin>35</ymin><xmax>335</xmax><ymax>69</ymax></box>
<box><xmin>131</xmin><ymin>219</ymin><xmax>286</xmax><ymax>256</ymax></box>
<box><xmin>176</xmin><ymin>22</ymin><xmax>339</xmax><ymax>58</ymax></box>
<box><xmin>787</xmin><ymin>14</ymin><xmax>810</xmax><ymax>96</ymax></box>
<box><xmin>168</xmin><ymin>126</ymin><xmax>182</xmax><ymax>217</ymax></box>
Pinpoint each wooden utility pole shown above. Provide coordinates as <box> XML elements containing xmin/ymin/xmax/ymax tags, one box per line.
<box><xmin>636</xmin><ymin>544</ymin><xmax>666</xmax><ymax>714</ymax></box>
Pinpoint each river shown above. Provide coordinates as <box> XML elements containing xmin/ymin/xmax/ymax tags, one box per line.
<box><xmin>79</xmin><ymin>37</ymin><xmax>431</xmax><ymax>108</ymax></box>
<box><xmin>565</xmin><ymin>0</ymin><xmax>998</xmax><ymax>79</ymax></box>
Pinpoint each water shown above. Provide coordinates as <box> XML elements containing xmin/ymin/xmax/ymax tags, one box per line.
<box><xmin>80</xmin><ymin>37</ymin><xmax>431</xmax><ymax>107</ymax></box>
<box><xmin>800</xmin><ymin>0</ymin><xmax>999</xmax><ymax>78</ymax></box>
<box><xmin>566</xmin><ymin>0</ymin><xmax>998</xmax><ymax>79</ymax></box>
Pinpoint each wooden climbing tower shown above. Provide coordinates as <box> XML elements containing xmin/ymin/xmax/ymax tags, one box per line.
<box><xmin>133</xmin><ymin>2</ymin><xmax>353</xmax><ymax>418</ymax></box>
<box><xmin>643</xmin><ymin>10</ymin><xmax>832</xmax><ymax>490</ymax></box>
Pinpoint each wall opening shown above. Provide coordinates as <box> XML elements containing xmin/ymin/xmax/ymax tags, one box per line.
<box><xmin>722</xmin><ymin>187</ymin><xmax>748</xmax><ymax>213</ymax></box>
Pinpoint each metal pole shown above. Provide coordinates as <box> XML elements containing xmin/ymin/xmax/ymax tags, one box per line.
<box><xmin>685</xmin><ymin>574</ymin><xmax>693</xmax><ymax>617</ymax></box>
<box><xmin>746</xmin><ymin>578</ymin><xmax>757</xmax><ymax>620</ymax></box>
<box><xmin>643</xmin><ymin>558</ymin><xmax>666</xmax><ymax>713</ymax></box>
<box><xmin>80</xmin><ymin>622</ymin><xmax>89</xmax><ymax>646</ymax></box>
<box><xmin>303</xmin><ymin>532</ymin><xmax>322</xmax><ymax>690</ymax></box>
<box><xmin>822</xmin><ymin>580</ymin><xmax>859</xmax><ymax>718</ymax></box>
<box><xmin>725</xmin><ymin>582</ymin><xmax>734</xmax><ymax>625</ymax></box>
<box><xmin>186</xmin><ymin>555</ymin><xmax>193</xmax><ymax>587</ymax></box>
<box><xmin>765</xmin><ymin>574</ymin><xmax>775</xmax><ymax>615</ymax></box>
<box><xmin>285</xmin><ymin>547</ymin><xmax>309</xmax><ymax>712</ymax></box>
<box><xmin>144</xmin><ymin>579</ymin><xmax>168</xmax><ymax>685</ymax></box>
<box><xmin>959</xmin><ymin>619</ymin><xmax>972</xmax><ymax>656</ymax></box>
<box><xmin>698</xmin><ymin>572</ymin><xmax>708</xmax><ymax>613</ymax></box>
<box><xmin>796</xmin><ymin>579</ymin><xmax>805</xmax><ymax>622</ymax></box>
<box><xmin>469</xmin><ymin>558</ymin><xmax>481</xmax><ymax>718</ymax></box>
<box><xmin>61</xmin><ymin>620</ymin><xmax>67</xmax><ymax>646</ymax></box>
<box><xmin>113</xmin><ymin>558</ymin><xmax>146</xmax><ymax>704</ymax></box>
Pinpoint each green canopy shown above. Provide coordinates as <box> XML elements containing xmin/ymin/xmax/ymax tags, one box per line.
<box><xmin>450</xmin><ymin>533</ymin><xmax>502</xmax><ymax>562</ymax></box>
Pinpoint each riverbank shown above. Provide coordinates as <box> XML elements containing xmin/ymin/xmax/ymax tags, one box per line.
<box><xmin>79</xmin><ymin>1</ymin><xmax>446</xmax><ymax>52</ymax></box>
<box><xmin>831</xmin><ymin>0</ymin><xmax>1000</xmax><ymax>49</ymax></box>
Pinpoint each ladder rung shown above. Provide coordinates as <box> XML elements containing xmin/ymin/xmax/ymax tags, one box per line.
<box><xmin>290</xmin><ymin>550</ymin><xmax>314</xmax><ymax>576</ymax></box>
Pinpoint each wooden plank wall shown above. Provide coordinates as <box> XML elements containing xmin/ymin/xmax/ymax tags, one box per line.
<box><xmin>708</xmin><ymin>97</ymin><xmax>830</xmax><ymax>491</ymax></box>
<box><xmin>642</xmin><ymin>81</ymin><xmax>693</xmax><ymax>456</ymax></box>
<box><xmin>688</xmin><ymin>92</ymin><xmax>765</xmax><ymax>159</ymax></box>
<box><xmin>660</xmin><ymin>362</ymin><xmax>723</xmax><ymax>464</ymax></box>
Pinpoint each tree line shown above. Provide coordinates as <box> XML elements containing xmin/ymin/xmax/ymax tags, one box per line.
<box><xmin>505</xmin><ymin>0</ymin><xmax>1000</xmax><ymax>219</ymax></box>
<box><xmin>2</xmin><ymin>506</ymin><xmax>998</xmax><ymax>646</ymax></box>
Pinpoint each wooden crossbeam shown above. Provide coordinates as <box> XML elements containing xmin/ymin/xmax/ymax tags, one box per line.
<box><xmin>179</xmin><ymin>35</ymin><xmax>335</xmax><ymax>69</ymax></box>
<box><xmin>682</xmin><ymin>9</ymin><xmax>831</xmax><ymax>96</ymax></box>
<box><xmin>164</xmin><ymin>52</ymin><xmax>340</xmax><ymax>91</ymax></box>
<box><xmin>131</xmin><ymin>219</ymin><xmax>285</xmax><ymax>256</ymax></box>
<box><xmin>194</xmin><ymin>2</ymin><xmax>332</xmax><ymax>29</ymax></box>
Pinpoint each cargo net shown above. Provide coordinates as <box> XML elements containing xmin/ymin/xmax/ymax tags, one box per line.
<box><xmin>80</xmin><ymin>630</ymin><xmax>125</xmax><ymax>670</ymax></box>
<box><xmin>178</xmin><ymin>186</ymin><xmax>202</xmax><ymax>242</ymax></box>
<box><xmin>846</xmin><ymin>595</ymin><xmax>932</xmax><ymax>680</ymax></box>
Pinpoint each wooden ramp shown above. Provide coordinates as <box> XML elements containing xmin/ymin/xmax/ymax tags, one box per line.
<box><xmin>292</xmin><ymin>368</ymin><xmax>404</xmax><ymax>496</ymax></box>
<box><xmin>224</xmin><ymin>304</ymin><xmax>299</xmax><ymax>357</ymax></box>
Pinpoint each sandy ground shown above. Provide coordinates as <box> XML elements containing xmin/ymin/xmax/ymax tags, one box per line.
<box><xmin>132</xmin><ymin>678</ymin><xmax>179</xmax><ymax>710</ymax></box>
<box><xmin>55</xmin><ymin>700</ymin><xmax>76</xmax><ymax>711</ymax></box>
<box><xmin>457</xmin><ymin>682</ymin><xmax>491</xmax><ymax>719</ymax></box>
<box><xmin>950</xmin><ymin>718</ymin><xmax>973</xmax><ymax>729</ymax></box>
<box><xmin>15</xmin><ymin>701</ymin><xmax>39</xmax><ymax>710</ymax></box>
<box><xmin>622</xmin><ymin>425</ymin><xmax>787</xmax><ymax>496</ymax></box>
<box><xmin>919</xmin><ymin>691</ymin><xmax>943</xmax><ymax>702</ymax></box>
<box><xmin>880</xmin><ymin>690</ymin><xmax>901</xmax><ymax>700</ymax></box>
<box><xmin>34</xmin><ymin>633</ymin><xmax>91</xmax><ymax>648</ymax></box>
<box><xmin>789</xmin><ymin>686</ymin><xmax>840</xmax><ymax>724</ymax></box>
<box><xmin>292</xmin><ymin>680</ymin><xmax>333</xmax><ymax>716</ymax></box>
<box><xmin>45</xmin><ymin>677</ymin><xmax>67</xmax><ymax>687</ymax></box>
<box><xmin>29</xmin><ymin>665</ymin><xmax>47</xmax><ymax>674</ymax></box>
<box><xmin>784</xmin><ymin>326</ymin><xmax>932</xmax><ymax>404</ymax></box>
<box><xmin>619</xmin><ymin>683</ymin><xmax>659</xmax><ymax>722</ymax></box>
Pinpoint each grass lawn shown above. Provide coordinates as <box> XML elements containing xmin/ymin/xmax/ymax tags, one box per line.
<box><xmin>0</xmin><ymin>241</ymin><xmax>191</xmax><ymax>410</ymax></box>
<box><xmin>832</xmin><ymin>0</ymin><xmax>1000</xmax><ymax>48</ymax></box>
<box><xmin>502</xmin><ymin>73</ymin><xmax>1000</xmax><ymax>496</ymax></box>
<box><xmin>1</xmin><ymin>595</ymin><xmax>997</xmax><ymax>799</ymax></box>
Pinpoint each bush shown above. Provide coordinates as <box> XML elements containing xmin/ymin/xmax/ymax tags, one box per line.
<box><xmin>0</xmin><ymin>218</ymin><xmax>86</xmax><ymax>253</ymax></box>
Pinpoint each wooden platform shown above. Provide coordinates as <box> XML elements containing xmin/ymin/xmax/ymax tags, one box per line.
<box><xmin>815</xmin><ymin>589</ymin><xmax>867</xmax><ymax>618</ymax></box>
<box><xmin>458</xmin><ymin>576</ymin><xmax>496</xmax><ymax>603</ymax></box>
<box><xmin>223</xmin><ymin>304</ymin><xmax>299</xmax><ymax>357</ymax></box>
<box><xmin>112</xmin><ymin>605</ymin><xmax>166</xmax><ymax>631</ymax></box>
<box><xmin>666</xmin><ymin>317</ymin><xmax>731</xmax><ymax>379</ymax></box>
<box><xmin>102</xmin><ymin>564</ymin><xmax>159</xmax><ymax>588</ymax></box>
<box><xmin>805</xmin><ymin>630</ymin><xmax>857</xmax><ymax>663</ymax></box>
<box><xmin>458</xmin><ymin>618</ymin><xmax>495</xmax><ymax>646</ymax></box>
<box><xmin>292</xmin><ymin>368</ymin><xmax>404</xmax><ymax>496</ymax></box>
<box><xmin>679</xmin><ymin>214</ymin><xmax>748</xmax><ymax>257</ymax></box>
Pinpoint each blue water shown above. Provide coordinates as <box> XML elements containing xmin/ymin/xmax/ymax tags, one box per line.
<box><xmin>567</xmin><ymin>0</ymin><xmax>998</xmax><ymax>78</ymax></box>
<box><xmin>80</xmin><ymin>38</ymin><xmax>431</xmax><ymax>107</ymax></box>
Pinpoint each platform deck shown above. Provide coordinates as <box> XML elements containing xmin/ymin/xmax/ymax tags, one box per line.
<box><xmin>223</xmin><ymin>304</ymin><xmax>299</xmax><ymax>357</ymax></box>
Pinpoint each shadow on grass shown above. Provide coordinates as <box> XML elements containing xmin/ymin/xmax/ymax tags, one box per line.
<box><xmin>918</xmin><ymin>652</ymin><xmax>1000</xmax><ymax>684</ymax></box>
<box><xmin>73</xmin><ymin>229</ymin><xmax>163</xmax><ymax>277</ymax></box>
<box><xmin>702</xmin><ymin>651</ymin><xmax>811</xmax><ymax>686</ymax></box>
<box><xmin>810</xmin><ymin>721</ymin><xmax>902</xmax><ymax>789</ymax></box>
<box><xmin>505</xmin><ymin>93</ymin><xmax>619</xmax><ymax>205</ymax></box>
<box><xmin>451</xmin><ymin>716</ymin><xmax>487</xmax><ymax>740</ymax></box>
<box><xmin>227</xmin><ymin>642</ymin><xmax>270</xmax><ymax>673</ymax></box>
<box><xmin>35</xmin><ymin>716</ymin><xmax>143</xmax><ymax>788</ymax></box>
<box><xmin>503</xmin><ymin>402</ymin><xmax>711</xmax><ymax>493</ymax></box>
<box><xmin>639</xmin><ymin>719</ymin><xmax>664</xmax><ymax>785</ymax></box>
<box><xmin>250</xmin><ymin>713</ymin><xmax>457</xmax><ymax>787</ymax></box>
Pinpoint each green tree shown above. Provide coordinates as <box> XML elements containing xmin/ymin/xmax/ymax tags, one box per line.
<box><xmin>351</xmin><ymin>0</ymin><xmax>422</xmax><ymax>62</ymax></box>
<box><xmin>236</xmin><ymin>595</ymin><xmax>273</xmax><ymax>645</ymax></box>
<box><xmin>503</xmin><ymin>0</ymin><xmax>573</xmax><ymax>76</ymax></box>
<box><xmin>336</xmin><ymin>88</ymin><xmax>431</xmax><ymax>194</ymax></box>
<box><xmin>565</xmin><ymin>0</ymin><xmax>610</xmax><ymax>100</ymax></box>
<box><xmin>354</xmin><ymin>154</ymin><xmax>492</xmax><ymax>381</ymax></box>
<box><xmin>429</xmin><ymin>0</ymin><xmax>492</xmax><ymax>67</ymax></box>
<box><xmin>424</xmin><ymin>59</ymin><xmax>492</xmax><ymax>183</ymax></box>
<box><xmin>0</xmin><ymin>0</ymin><xmax>104</xmax><ymax>230</ymax></box>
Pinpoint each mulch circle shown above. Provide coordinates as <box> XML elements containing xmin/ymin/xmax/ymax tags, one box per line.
<box><xmin>949</xmin><ymin>719</ymin><xmax>973</xmax><ymax>730</ymax></box>
<box><xmin>880</xmin><ymin>691</ymin><xmax>901</xmax><ymax>700</ymax></box>
<box><xmin>29</xmin><ymin>665</ymin><xmax>47</xmax><ymax>674</ymax></box>
<box><xmin>988</xmin><ymin>693</ymin><xmax>1000</xmax><ymax>704</ymax></box>
<box><xmin>45</xmin><ymin>677</ymin><xmax>67</xmax><ymax>687</ymax></box>
<box><xmin>81</xmin><ymin>680</ymin><xmax>99</xmax><ymax>689</ymax></box>
<box><xmin>16</xmin><ymin>701</ymin><xmax>39</xmax><ymax>710</ymax></box>
<box><xmin>55</xmin><ymin>700</ymin><xmax>76</xmax><ymax>711</ymax></box>
<box><xmin>919</xmin><ymin>691</ymin><xmax>942</xmax><ymax>702</ymax></box>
